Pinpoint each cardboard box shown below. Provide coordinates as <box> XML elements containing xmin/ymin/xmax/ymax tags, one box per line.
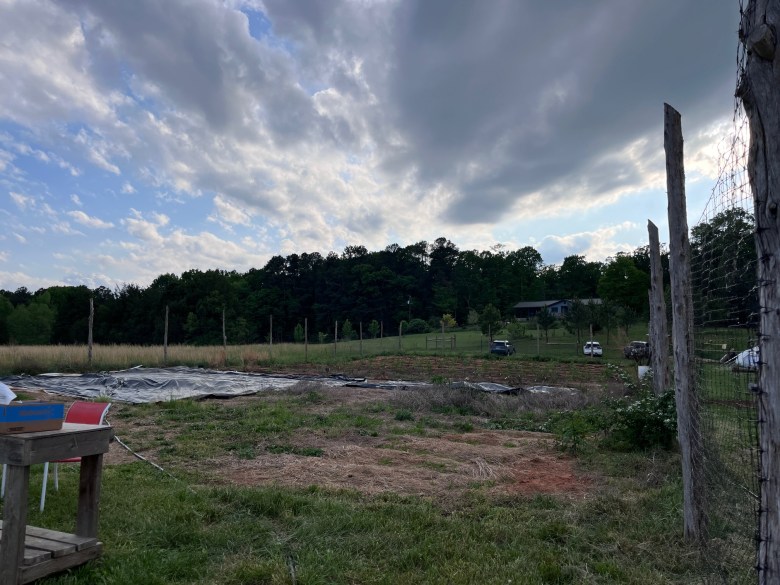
<box><xmin>0</xmin><ymin>402</ymin><xmax>65</xmax><ymax>434</ymax></box>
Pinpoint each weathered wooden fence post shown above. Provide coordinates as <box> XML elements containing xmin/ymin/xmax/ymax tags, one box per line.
<box><xmin>222</xmin><ymin>306</ymin><xmax>227</xmax><ymax>359</ymax></box>
<box><xmin>88</xmin><ymin>297</ymin><xmax>94</xmax><ymax>367</ymax></box>
<box><xmin>738</xmin><ymin>2</ymin><xmax>780</xmax><ymax>579</ymax></box>
<box><xmin>163</xmin><ymin>305</ymin><xmax>169</xmax><ymax>366</ymax></box>
<box><xmin>665</xmin><ymin>103</ymin><xmax>706</xmax><ymax>541</ymax></box>
<box><xmin>648</xmin><ymin>220</ymin><xmax>671</xmax><ymax>395</ymax></box>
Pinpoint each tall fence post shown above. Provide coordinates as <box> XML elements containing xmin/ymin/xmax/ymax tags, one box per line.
<box><xmin>269</xmin><ymin>315</ymin><xmax>273</xmax><ymax>360</ymax></box>
<box><xmin>304</xmin><ymin>317</ymin><xmax>308</xmax><ymax>362</ymax></box>
<box><xmin>87</xmin><ymin>297</ymin><xmax>94</xmax><ymax>367</ymax></box>
<box><xmin>334</xmin><ymin>320</ymin><xmax>338</xmax><ymax>356</ymax></box>
<box><xmin>359</xmin><ymin>322</ymin><xmax>363</xmax><ymax>356</ymax></box>
<box><xmin>739</xmin><ymin>3</ymin><xmax>780</xmax><ymax>580</ymax></box>
<box><xmin>648</xmin><ymin>220</ymin><xmax>671</xmax><ymax>395</ymax></box>
<box><xmin>665</xmin><ymin>103</ymin><xmax>706</xmax><ymax>541</ymax></box>
<box><xmin>222</xmin><ymin>306</ymin><xmax>227</xmax><ymax>360</ymax></box>
<box><xmin>163</xmin><ymin>305</ymin><xmax>169</xmax><ymax>366</ymax></box>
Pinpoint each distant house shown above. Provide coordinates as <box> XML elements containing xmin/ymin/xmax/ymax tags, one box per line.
<box><xmin>513</xmin><ymin>298</ymin><xmax>602</xmax><ymax>320</ymax></box>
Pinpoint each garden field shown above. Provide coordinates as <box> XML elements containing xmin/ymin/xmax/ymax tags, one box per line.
<box><xmin>0</xmin><ymin>347</ymin><xmax>722</xmax><ymax>585</ymax></box>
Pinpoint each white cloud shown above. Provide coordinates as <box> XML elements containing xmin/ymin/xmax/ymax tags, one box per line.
<box><xmin>121</xmin><ymin>182</ymin><xmax>136</xmax><ymax>194</ymax></box>
<box><xmin>51</xmin><ymin>221</ymin><xmax>84</xmax><ymax>236</ymax></box>
<box><xmin>0</xmin><ymin>148</ymin><xmax>14</xmax><ymax>172</ymax></box>
<box><xmin>12</xmin><ymin>233</ymin><xmax>25</xmax><ymax>244</ymax></box>
<box><xmin>0</xmin><ymin>270</ymin><xmax>63</xmax><ymax>290</ymax></box>
<box><xmin>9</xmin><ymin>191</ymin><xmax>32</xmax><ymax>210</ymax></box>
<box><xmin>70</xmin><ymin>194</ymin><xmax>83</xmax><ymax>206</ymax></box>
<box><xmin>40</xmin><ymin>202</ymin><xmax>57</xmax><ymax>217</ymax></box>
<box><xmin>211</xmin><ymin>193</ymin><xmax>251</xmax><ymax>226</ymax></box>
<box><xmin>536</xmin><ymin>222</ymin><xmax>639</xmax><ymax>265</ymax></box>
<box><xmin>67</xmin><ymin>210</ymin><xmax>115</xmax><ymax>229</ymax></box>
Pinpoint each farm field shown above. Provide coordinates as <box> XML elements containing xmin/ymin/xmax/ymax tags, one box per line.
<box><xmin>3</xmin><ymin>354</ymin><xmax>717</xmax><ymax>585</ymax></box>
<box><xmin>0</xmin><ymin>324</ymin><xmax>649</xmax><ymax>376</ymax></box>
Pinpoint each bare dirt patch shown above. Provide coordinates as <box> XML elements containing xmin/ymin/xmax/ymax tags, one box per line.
<box><xmin>11</xmin><ymin>371</ymin><xmax>597</xmax><ymax>501</ymax></box>
<box><xmin>213</xmin><ymin>428</ymin><xmax>589</xmax><ymax>500</ymax></box>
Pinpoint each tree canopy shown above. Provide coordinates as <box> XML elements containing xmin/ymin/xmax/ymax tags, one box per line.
<box><xmin>0</xmin><ymin>236</ymin><xmax>679</xmax><ymax>345</ymax></box>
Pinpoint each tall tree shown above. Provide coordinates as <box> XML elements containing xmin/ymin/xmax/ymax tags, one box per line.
<box><xmin>535</xmin><ymin>307</ymin><xmax>558</xmax><ymax>342</ymax></box>
<box><xmin>597</xmin><ymin>254</ymin><xmax>651</xmax><ymax>316</ymax></box>
<box><xmin>690</xmin><ymin>207</ymin><xmax>756</xmax><ymax>326</ymax></box>
<box><xmin>558</xmin><ymin>255</ymin><xmax>603</xmax><ymax>299</ymax></box>
<box><xmin>479</xmin><ymin>304</ymin><xmax>502</xmax><ymax>340</ymax></box>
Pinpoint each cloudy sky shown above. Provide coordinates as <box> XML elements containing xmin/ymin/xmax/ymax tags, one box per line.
<box><xmin>0</xmin><ymin>0</ymin><xmax>740</xmax><ymax>291</ymax></box>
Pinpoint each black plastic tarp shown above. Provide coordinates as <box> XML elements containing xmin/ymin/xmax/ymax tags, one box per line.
<box><xmin>0</xmin><ymin>366</ymin><xmax>372</xmax><ymax>403</ymax></box>
<box><xmin>0</xmin><ymin>366</ymin><xmax>571</xmax><ymax>403</ymax></box>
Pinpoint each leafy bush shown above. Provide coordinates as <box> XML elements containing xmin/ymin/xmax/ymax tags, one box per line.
<box><xmin>545</xmin><ymin>408</ymin><xmax>608</xmax><ymax>454</ymax></box>
<box><xmin>606</xmin><ymin>390</ymin><xmax>677</xmax><ymax>451</ymax></box>
<box><xmin>505</xmin><ymin>321</ymin><xmax>527</xmax><ymax>342</ymax></box>
<box><xmin>341</xmin><ymin>319</ymin><xmax>355</xmax><ymax>340</ymax></box>
<box><xmin>544</xmin><ymin>365</ymin><xmax>677</xmax><ymax>453</ymax></box>
<box><xmin>405</xmin><ymin>318</ymin><xmax>429</xmax><ymax>334</ymax></box>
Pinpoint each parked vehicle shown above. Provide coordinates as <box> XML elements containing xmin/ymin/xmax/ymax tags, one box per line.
<box><xmin>583</xmin><ymin>341</ymin><xmax>603</xmax><ymax>357</ymax></box>
<box><xmin>623</xmin><ymin>341</ymin><xmax>651</xmax><ymax>360</ymax></box>
<box><xmin>490</xmin><ymin>340</ymin><xmax>515</xmax><ymax>356</ymax></box>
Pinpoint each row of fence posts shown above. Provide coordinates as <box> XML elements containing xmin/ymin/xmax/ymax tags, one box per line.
<box><xmin>83</xmin><ymin>306</ymin><xmax>591</xmax><ymax>367</ymax></box>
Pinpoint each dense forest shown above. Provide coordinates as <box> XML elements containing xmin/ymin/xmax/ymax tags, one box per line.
<box><xmin>0</xmin><ymin>209</ymin><xmax>756</xmax><ymax>345</ymax></box>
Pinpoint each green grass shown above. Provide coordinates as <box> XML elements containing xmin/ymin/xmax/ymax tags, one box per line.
<box><xmin>7</xmin><ymin>380</ymin><xmax>732</xmax><ymax>585</ymax></box>
<box><xmin>29</xmin><ymin>462</ymin><xmax>698</xmax><ymax>585</ymax></box>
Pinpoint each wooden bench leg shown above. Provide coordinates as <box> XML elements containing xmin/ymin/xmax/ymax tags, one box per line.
<box><xmin>76</xmin><ymin>454</ymin><xmax>103</xmax><ymax>538</ymax></box>
<box><xmin>0</xmin><ymin>464</ymin><xmax>30</xmax><ymax>584</ymax></box>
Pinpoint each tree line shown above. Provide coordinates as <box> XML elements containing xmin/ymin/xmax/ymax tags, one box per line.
<box><xmin>0</xmin><ymin>210</ymin><xmax>755</xmax><ymax>346</ymax></box>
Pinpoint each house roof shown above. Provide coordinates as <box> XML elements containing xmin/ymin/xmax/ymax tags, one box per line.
<box><xmin>513</xmin><ymin>298</ymin><xmax>602</xmax><ymax>309</ymax></box>
<box><xmin>512</xmin><ymin>300</ymin><xmax>565</xmax><ymax>309</ymax></box>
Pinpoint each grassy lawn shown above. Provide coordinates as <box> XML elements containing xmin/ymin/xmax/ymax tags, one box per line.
<box><xmin>11</xmin><ymin>380</ymin><xmax>715</xmax><ymax>585</ymax></box>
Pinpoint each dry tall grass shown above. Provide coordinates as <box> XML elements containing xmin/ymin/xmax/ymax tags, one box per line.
<box><xmin>0</xmin><ymin>343</ymin><xmax>314</xmax><ymax>374</ymax></box>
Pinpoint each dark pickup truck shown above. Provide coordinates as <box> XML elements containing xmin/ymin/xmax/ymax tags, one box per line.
<box><xmin>624</xmin><ymin>341</ymin><xmax>650</xmax><ymax>360</ymax></box>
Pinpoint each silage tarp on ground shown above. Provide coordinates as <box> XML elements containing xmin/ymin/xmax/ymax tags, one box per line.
<box><xmin>0</xmin><ymin>366</ymin><xmax>569</xmax><ymax>403</ymax></box>
<box><xmin>0</xmin><ymin>366</ymin><xmax>372</xmax><ymax>404</ymax></box>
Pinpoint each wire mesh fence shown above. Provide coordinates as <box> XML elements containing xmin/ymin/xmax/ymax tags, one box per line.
<box><xmin>692</xmin><ymin>13</ymin><xmax>760</xmax><ymax>579</ymax></box>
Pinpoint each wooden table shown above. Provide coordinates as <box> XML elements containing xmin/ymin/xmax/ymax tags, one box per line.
<box><xmin>0</xmin><ymin>422</ymin><xmax>114</xmax><ymax>584</ymax></box>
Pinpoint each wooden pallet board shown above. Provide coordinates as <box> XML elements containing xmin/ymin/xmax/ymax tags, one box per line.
<box><xmin>0</xmin><ymin>520</ymin><xmax>101</xmax><ymax>582</ymax></box>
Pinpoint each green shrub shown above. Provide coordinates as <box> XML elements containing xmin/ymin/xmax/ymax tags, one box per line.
<box><xmin>606</xmin><ymin>389</ymin><xmax>677</xmax><ymax>450</ymax></box>
<box><xmin>545</xmin><ymin>389</ymin><xmax>677</xmax><ymax>454</ymax></box>
<box><xmin>545</xmin><ymin>408</ymin><xmax>606</xmax><ymax>453</ymax></box>
<box><xmin>405</xmin><ymin>318</ymin><xmax>429</xmax><ymax>334</ymax></box>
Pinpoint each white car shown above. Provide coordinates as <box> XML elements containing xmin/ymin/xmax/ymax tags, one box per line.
<box><xmin>583</xmin><ymin>341</ymin><xmax>603</xmax><ymax>357</ymax></box>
